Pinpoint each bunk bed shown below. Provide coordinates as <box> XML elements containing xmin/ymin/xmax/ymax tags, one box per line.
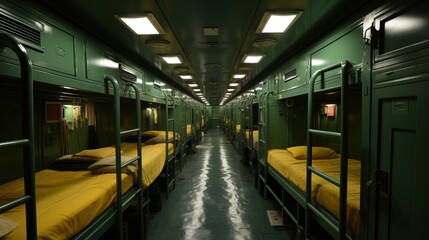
<box><xmin>0</xmin><ymin>35</ymin><xmax>146</xmax><ymax>239</ymax></box>
<box><xmin>161</xmin><ymin>91</ymin><xmax>177</xmax><ymax>199</ymax></box>
<box><xmin>267</xmin><ymin>147</ymin><xmax>361</xmax><ymax>236</ymax></box>
<box><xmin>262</xmin><ymin>61</ymin><xmax>362</xmax><ymax>239</ymax></box>
<box><xmin>242</xmin><ymin>95</ymin><xmax>259</xmax><ymax>173</ymax></box>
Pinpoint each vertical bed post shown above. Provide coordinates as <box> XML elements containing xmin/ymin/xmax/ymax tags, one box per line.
<box><xmin>257</xmin><ymin>89</ymin><xmax>274</xmax><ymax>199</ymax></box>
<box><xmin>104</xmin><ymin>75</ymin><xmax>124</xmax><ymax>240</ymax></box>
<box><xmin>305</xmin><ymin>61</ymin><xmax>350</xmax><ymax>239</ymax></box>
<box><xmin>0</xmin><ymin>33</ymin><xmax>37</xmax><ymax>239</ymax></box>
<box><xmin>127</xmin><ymin>82</ymin><xmax>145</xmax><ymax>240</ymax></box>
<box><xmin>162</xmin><ymin>91</ymin><xmax>175</xmax><ymax>199</ymax></box>
<box><xmin>247</xmin><ymin>96</ymin><xmax>253</xmax><ymax>172</ymax></box>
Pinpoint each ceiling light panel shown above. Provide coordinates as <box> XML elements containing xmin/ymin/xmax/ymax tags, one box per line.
<box><xmin>118</xmin><ymin>13</ymin><xmax>165</xmax><ymax>35</ymax></box>
<box><xmin>243</xmin><ymin>54</ymin><xmax>264</xmax><ymax>63</ymax></box>
<box><xmin>203</xmin><ymin>27</ymin><xmax>219</xmax><ymax>36</ymax></box>
<box><xmin>229</xmin><ymin>83</ymin><xmax>239</xmax><ymax>87</ymax></box>
<box><xmin>188</xmin><ymin>83</ymin><xmax>198</xmax><ymax>87</ymax></box>
<box><xmin>256</xmin><ymin>11</ymin><xmax>302</xmax><ymax>33</ymax></box>
<box><xmin>162</xmin><ymin>56</ymin><xmax>182</xmax><ymax>64</ymax></box>
<box><xmin>180</xmin><ymin>75</ymin><xmax>192</xmax><ymax>79</ymax></box>
<box><xmin>233</xmin><ymin>74</ymin><xmax>245</xmax><ymax>79</ymax></box>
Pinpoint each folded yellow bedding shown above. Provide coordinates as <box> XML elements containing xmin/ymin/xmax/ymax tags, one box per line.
<box><xmin>267</xmin><ymin>149</ymin><xmax>361</xmax><ymax>234</ymax></box>
<box><xmin>252</xmin><ymin>130</ymin><xmax>259</xmax><ymax>140</ymax></box>
<box><xmin>235</xmin><ymin>124</ymin><xmax>241</xmax><ymax>134</ymax></box>
<box><xmin>0</xmin><ymin>169</ymin><xmax>133</xmax><ymax>240</ymax></box>
<box><xmin>120</xmin><ymin>142</ymin><xmax>173</xmax><ymax>188</ymax></box>
<box><xmin>186</xmin><ymin>124</ymin><xmax>192</xmax><ymax>136</ymax></box>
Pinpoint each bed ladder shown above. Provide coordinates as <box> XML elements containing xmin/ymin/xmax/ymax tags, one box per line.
<box><xmin>305</xmin><ymin>61</ymin><xmax>351</xmax><ymax>240</ymax></box>
<box><xmin>247</xmin><ymin>95</ymin><xmax>256</xmax><ymax>173</ymax></box>
<box><xmin>105</xmin><ymin>75</ymin><xmax>144</xmax><ymax>240</ymax></box>
<box><xmin>163</xmin><ymin>91</ymin><xmax>176</xmax><ymax>199</ymax></box>
<box><xmin>240</xmin><ymin>98</ymin><xmax>246</xmax><ymax>158</ymax></box>
<box><xmin>257</xmin><ymin>90</ymin><xmax>273</xmax><ymax>199</ymax></box>
<box><xmin>0</xmin><ymin>33</ymin><xmax>37</xmax><ymax>239</ymax></box>
<box><xmin>178</xmin><ymin>97</ymin><xmax>187</xmax><ymax>171</ymax></box>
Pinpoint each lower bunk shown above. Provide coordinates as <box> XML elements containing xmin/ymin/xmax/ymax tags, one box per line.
<box><xmin>243</xmin><ymin>129</ymin><xmax>259</xmax><ymax>186</ymax></box>
<box><xmin>0</xmin><ymin>142</ymin><xmax>173</xmax><ymax>239</ymax></box>
<box><xmin>266</xmin><ymin>146</ymin><xmax>360</xmax><ymax>239</ymax></box>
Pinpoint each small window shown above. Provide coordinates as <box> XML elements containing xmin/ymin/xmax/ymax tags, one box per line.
<box><xmin>120</xmin><ymin>65</ymin><xmax>137</xmax><ymax>83</ymax></box>
<box><xmin>283</xmin><ymin>68</ymin><xmax>297</xmax><ymax>82</ymax></box>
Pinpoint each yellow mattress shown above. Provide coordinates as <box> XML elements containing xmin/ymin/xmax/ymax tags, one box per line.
<box><xmin>267</xmin><ymin>149</ymin><xmax>361</xmax><ymax>234</ymax></box>
<box><xmin>244</xmin><ymin>130</ymin><xmax>259</xmax><ymax>141</ymax></box>
<box><xmin>0</xmin><ymin>169</ymin><xmax>134</xmax><ymax>240</ymax></box>
<box><xmin>235</xmin><ymin>124</ymin><xmax>241</xmax><ymax>134</ymax></box>
<box><xmin>121</xmin><ymin>142</ymin><xmax>173</xmax><ymax>188</ymax></box>
<box><xmin>186</xmin><ymin>124</ymin><xmax>192</xmax><ymax>136</ymax></box>
<box><xmin>244</xmin><ymin>130</ymin><xmax>259</xmax><ymax>151</ymax></box>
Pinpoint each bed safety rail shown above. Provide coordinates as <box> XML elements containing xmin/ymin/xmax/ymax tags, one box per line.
<box><xmin>178</xmin><ymin>97</ymin><xmax>187</xmax><ymax>171</ymax></box>
<box><xmin>242</xmin><ymin>96</ymin><xmax>251</xmax><ymax>169</ymax></box>
<box><xmin>105</xmin><ymin>75</ymin><xmax>144</xmax><ymax>240</ymax></box>
<box><xmin>163</xmin><ymin>91</ymin><xmax>176</xmax><ymax>199</ymax></box>
<box><xmin>240</xmin><ymin>98</ymin><xmax>246</xmax><ymax>157</ymax></box>
<box><xmin>248</xmin><ymin>95</ymin><xmax>257</xmax><ymax>174</ymax></box>
<box><xmin>257</xmin><ymin>90</ymin><xmax>274</xmax><ymax>198</ymax></box>
<box><xmin>0</xmin><ymin>32</ymin><xmax>37</xmax><ymax>239</ymax></box>
<box><xmin>306</xmin><ymin>61</ymin><xmax>351</xmax><ymax>240</ymax></box>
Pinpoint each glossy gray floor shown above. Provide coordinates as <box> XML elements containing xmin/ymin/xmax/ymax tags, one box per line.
<box><xmin>147</xmin><ymin>128</ymin><xmax>292</xmax><ymax>240</ymax></box>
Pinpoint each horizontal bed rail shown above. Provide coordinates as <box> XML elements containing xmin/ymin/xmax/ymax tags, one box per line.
<box><xmin>308</xmin><ymin>129</ymin><xmax>341</xmax><ymax>138</ymax></box>
<box><xmin>0</xmin><ymin>139</ymin><xmax>30</xmax><ymax>148</ymax></box>
<box><xmin>120</xmin><ymin>128</ymin><xmax>140</xmax><ymax>136</ymax></box>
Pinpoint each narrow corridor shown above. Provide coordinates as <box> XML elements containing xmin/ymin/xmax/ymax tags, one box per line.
<box><xmin>148</xmin><ymin>128</ymin><xmax>291</xmax><ymax>240</ymax></box>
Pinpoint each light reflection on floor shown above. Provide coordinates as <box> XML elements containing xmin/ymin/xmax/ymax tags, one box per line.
<box><xmin>182</xmin><ymin>149</ymin><xmax>209</xmax><ymax>238</ymax></box>
<box><xmin>147</xmin><ymin>129</ymin><xmax>291</xmax><ymax>240</ymax></box>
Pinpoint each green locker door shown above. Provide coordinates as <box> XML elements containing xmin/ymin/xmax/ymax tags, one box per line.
<box><xmin>369</xmin><ymin>83</ymin><xmax>429</xmax><ymax>240</ymax></box>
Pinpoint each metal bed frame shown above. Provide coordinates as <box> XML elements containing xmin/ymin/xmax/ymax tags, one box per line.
<box><xmin>162</xmin><ymin>91</ymin><xmax>176</xmax><ymax>199</ymax></box>
<box><xmin>257</xmin><ymin>89</ymin><xmax>274</xmax><ymax>198</ymax></box>
<box><xmin>100</xmin><ymin>75</ymin><xmax>145</xmax><ymax>240</ymax></box>
<box><xmin>0</xmin><ymin>32</ymin><xmax>147</xmax><ymax>240</ymax></box>
<box><xmin>0</xmin><ymin>32</ymin><xmax>37</xmax><ymax>240</ymax></box>
<box><xmin>306</xmin><ymin>61</ymin><xmax>351</xmax><ymax>240</ymax></box>
<box><xmin>262</xmin><ymin>61</ymin><xmax>355</xmax><ymax>240</ymax></box>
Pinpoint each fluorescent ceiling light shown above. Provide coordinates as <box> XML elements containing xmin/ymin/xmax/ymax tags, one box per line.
<box><xmin>196</xmin><ymin>93</ymin><xmax>203</xmax><ymax>95</ymax></box>
<box><xmin>233</xmin><ymin>74</ymin><xmax>246</xmax><ymax>79</ymax></box>
<box><xmin>118</xmin><ymin>13</ymin><xmax>165</xmax><ymax>35</ymax></box>
<box><xmin>243</xmin><ymin>55</ymin><xmax>264</xmax><ymax>64</ymax></box>
<box><xmin>162</xmin><ymin>56</ymin><xmax>182</xmax><ymax>64</ymax></box>
<box><xmin>154</xmin><ymin>80</ymin><xmax>165</xmax><ymax>86</ymax></box>
<box><xmin>193</xmin><ymin>89</ymin><xmax>201</xmax><ymax>92</ymax></box>
<box><xmin>227</xmin><ymin>88</ymin><xmax>234</xmax><ymax>92</ymax></box>
<box><xmin>257</xmin><ymin>12</ymin><xmax>302</xmax><ymax>33</ymax></box>
<box><xmin>229</xmin><ymin>83</ymin><xmax>239</xmax><ymax>87</ymax></box>
<box><xmin>180</xmin><ymin>75</ymin><xmax>192</xmax><ymax>79</ymax></box>
<box><xmin>188</xmin><ymin>83</ymin><xmax>198</xmax><ymax>87</ymax></box>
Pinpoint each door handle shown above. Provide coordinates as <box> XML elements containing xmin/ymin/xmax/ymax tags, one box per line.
<box><xmin>367</xmin><ymin>169</ymin><xmax>388</xmax><ymax>193</ymax></box>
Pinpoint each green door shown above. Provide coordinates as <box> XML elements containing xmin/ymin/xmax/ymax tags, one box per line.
<box><xmin>367</xmin><ymin>2</ymin><xmax>429</xmax><ymax>239</ymax></box>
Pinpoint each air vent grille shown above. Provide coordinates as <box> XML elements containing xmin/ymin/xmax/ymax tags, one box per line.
<box><xmin>0</xmin><ymin>11</ymin><xmax>41</xmax><ymax>47</ymax></box>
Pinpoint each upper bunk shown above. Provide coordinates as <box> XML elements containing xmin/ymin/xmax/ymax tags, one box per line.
<box><xmin>0</xmin><ymin>1</ymin><xmax>202</xmax><ymax>107</ymax></box>
<box><xmin>273</xmin><ymin>16</ymin><xmax>365</xmax><ymax>100</ymax></box>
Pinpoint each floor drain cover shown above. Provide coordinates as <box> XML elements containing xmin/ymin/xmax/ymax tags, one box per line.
<box><xmin>267</xmin><ymin>210</ymin><xmax>284</xmax><ymax>227</ymax></box>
